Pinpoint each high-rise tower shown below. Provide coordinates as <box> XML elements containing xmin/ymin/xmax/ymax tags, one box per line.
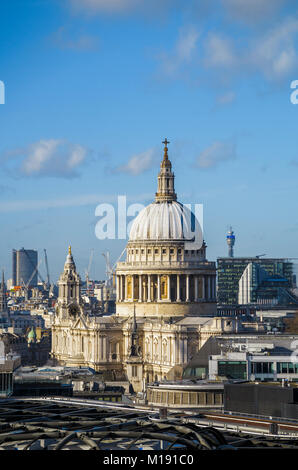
<box><xmin>226</xmin><ymin>227</ymin><xmax>235</xmax><ymax>258</ymax></box>
<box><xmin>12</xmin><ymin>248</ymin><xmax>38</xmax><ymax>287</ymax></box>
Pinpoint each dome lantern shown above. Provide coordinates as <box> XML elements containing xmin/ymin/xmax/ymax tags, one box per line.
<box><xmin>155</xmin><ymin>138</ymin><xmax>177</xmax><ymax>203</ymax></box>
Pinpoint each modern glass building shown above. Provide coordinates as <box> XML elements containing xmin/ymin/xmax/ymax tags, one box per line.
<box><xmin>217</xmin><ymin>257</ymin><xmax>294</xmax><ymax>306</ymax></box>
<box><xmin>12</xmin><ymin>248</ymin><xmax>38</xmax><ymax>287</ymax></box>
<box><xmin>209</xmin><ymin>352</ymin><xmax>298</xmax><ymax>382</ymax></box>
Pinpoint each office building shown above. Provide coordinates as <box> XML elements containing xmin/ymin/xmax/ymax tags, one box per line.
<box><xmin>208</xmin><ymin>335</ymin><xmax>298</xmax><ymax>382</ymax></box>
<box><xmin>217</xmin><ymin>257</ymin><xmax>295</xmax><ymax>306</ymax></box>
<box><xmin>12</xmin><ymin>248</ymin><xmax>38</xmax><ymax>287</ymax></box>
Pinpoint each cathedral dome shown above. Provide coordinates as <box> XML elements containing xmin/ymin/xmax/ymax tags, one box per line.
<box><xmin>129</xmin><ymin>200</ymin><xmax>200</xmax><ymax>242</ymax></box>
<box><xmin>129</xmin><ymin>139</ymin><xmax>202</xmax><ymax>244</ymax></box>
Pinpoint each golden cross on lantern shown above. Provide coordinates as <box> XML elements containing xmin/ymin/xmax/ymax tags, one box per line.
<box><xmin>162</xmin><ymin>138</ymin><xmax>170</xmax><ymax>148</ymax></box>
<box><xmin>162</xmin><ymin>138</ymin><xmax>170</xmax><ymax>160</ymax></box>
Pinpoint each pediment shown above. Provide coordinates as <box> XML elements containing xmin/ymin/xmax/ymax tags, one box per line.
<box><xmin>72</xmin><ymin>313</ymin><xmax>89</xmax><ymax>330</ymax></box>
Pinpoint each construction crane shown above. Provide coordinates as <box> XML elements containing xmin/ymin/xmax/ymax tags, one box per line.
<box><xmin>21</xmin><ymin>258</ymin><xmax>43</xmax><ymax>300</ymax></box>
<box><xmin>256</xmin><ymin>254</ymin><xmax>266</xmax><ymax>259</ymax></box>
<box><xmin>102</xmin><ymin>248</ymin><xmax>126</xmax><ymax>287</ymax></box>
<box><xmin>102</xmin><ymin>251</ymin><xmax>112</xmax><ymax>284</ymax></box>
<box><xmin>23</xmin><ymin>249</ymin><xmax>46</xmax><ymax>285</ymax></box>
<box><xmin>44</xmin><ymin>249</ymin><xmax>50</xmax><ymax>289</ymax></box>
<box><xmin>85</xmin><ymin>249</ymin><xmax>94</xmax><ymax>291</ymax></box>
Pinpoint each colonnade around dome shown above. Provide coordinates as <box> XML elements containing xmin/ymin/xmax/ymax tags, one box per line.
<box><xmin>116</xmin><ymin>272</ymin><xmax>216</xmax><ymax>303</ymax></box>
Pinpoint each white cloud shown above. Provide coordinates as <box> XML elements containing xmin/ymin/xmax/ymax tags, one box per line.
<box><xmin>176</xmin><ymin>26</ymin><xmax>200</xmax><ymax>62</ymax></box>
<box><xmin>216</xmin><ymin>91</ymin><xmax>236</xmax><ymax>105</ymax></box>
<box><xmin>203</xmin><ymin>18</ymin><xmax>298</xmax><ymax>81</ymax></box>
<box><xmin>204</xmin><ymin>33</ymin><xmax>237</xmax><ymax>68</ymax></box>
<box><xmin>3</xmin><ymin>139</ymin><xmax>90</xmax><ymax>178</ymax></box>
<box><xmin>22</xmin><ymin>140</ymin><xmax>61</xmax><ymax>174</ymax></box>
<box><xmin>115</xmin><ymin>148</ymin><xmax>157</xmax><ymax>175</ymax></box>
<box><xmin>250</xmin><ymin>18</ymin><xmax>298</xmax><ymax>79</ymax></box>
<box><xmin>196</xmin><ymin>141</ymin><xmax>237</xmax><ymax>169</ymax></box>
<box><xmin>159</xmin><ymin>25</ymin><xmax>200</xmax><ymax>76</ymax></box>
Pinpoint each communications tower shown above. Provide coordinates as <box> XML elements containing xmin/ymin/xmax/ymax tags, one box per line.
<box><xmin>226</xmin><ymin>226</ymin><xmax>235</xmax><ymax>257</ymax></box>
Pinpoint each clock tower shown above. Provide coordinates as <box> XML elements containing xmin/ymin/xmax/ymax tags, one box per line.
<box><xmin>57</xmin><ymin>246</ymin><xmax>82</xmax><ymax>318</ymax></box>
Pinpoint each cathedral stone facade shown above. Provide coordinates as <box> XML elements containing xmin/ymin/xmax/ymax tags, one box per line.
<box><xmin>51</xmin><ymin>140</ymin><xmax>235</xmax><ymax>392</ymax></box>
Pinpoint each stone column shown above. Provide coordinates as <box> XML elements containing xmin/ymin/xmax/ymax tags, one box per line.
<box><xmin>183</xmin><ymin>337</ymin><xmax>188</xmax><ymax>363</ymax></box>
<box><xmin>167</xmin><ymin>275</ymin><xmax>171</xmax><ymax>301</ymax></box>
<box><xmin>186</xmin><ymin>274</ymin><xmax>190</xmax><ymax>302</ymax></box>
<box><xmin>194</xmin><ymin>276</ymin><xmax>199</xmax><ymax>301</ymax></box>
<box><xmin>103</xmin><ymin>336</ymin><xmax>107</xmax><ymax>360</ymax></box>
<box><xmin>98</xmin><ymin>335</ymin><xmax>101</xmax><ymax>360</ymax></box>
<box><xmin>138</xmin><ymin>274</ymin><xmax>142</xmax><ymax>302</ymax></box>
<box><xmin>179</xmin><ymin>337</ymin><xmax>184</xmax><ymax>363</ymax></box>
<box><xmin>116</xmin><ymin>275</ymin><xmax>120</xmax><ymax>302</ymax></box>
<box><xmin>125</xmin><ymin>275</ymin><xmax>128</xmax><ymax>301</ymax></box>
<box><xmin>157</xmin><ymin>274</ymin><xmax>161</xmax><ymax>301</ymax></box>
<box><xmin>176</xmin><ymin>274</ymin><xmax>181</xmax><ymax>302</ymax></box>
<box><xmin>202</xmin><ymin>276</ymin><xmax>205</xmax><ymax>300</ymax></box>
<box><xmin>120</xmin><ymin>275</ymin><xmax>123</xmax><ymax>302</ymax></box>
<box><xmin>147</xmin><ymin>275</ymin><xmax>151</xmax><ymax>302</ymax></box>
<box><xmin>131</xmin><ymin>274</ymin><xmax>134</xmax><ymax>302</ymax></box>
<box><xmin>172</xmin><ymin>336</ymin><xmax>175</xmax><ymax>365</ymax></box>
<box><xmin>151</xmin><ymin>334</ymin><xmax>154</xmax><ymax>361</ymax></box>
<box><xmin>159</xmin><ymin>334</ymin><xmax>162</xmax><ymax>362</ymax></box>
<box><xmin>207</xmin><ymin>276</ymin><xmax>211</xmax><ymax>299</ymax></box>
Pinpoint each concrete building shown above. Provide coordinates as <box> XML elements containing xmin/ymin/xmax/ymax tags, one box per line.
<box><xmin>146</xmin><ymin>380</ymin><xmax>224</xmax><ymax>409</ymax></box>
<box><xmin>224</xmin><ymin>382</ymin><xmax>298</xmax><ymax>419</ymax></box>
<box><xmin>208</xmin><ymin>335</ymin><xmax>298</xmax><ymax>382</ymax></box>
<box><xmin>0</xmin><ymin>353</ymin><xmax>21</xmax><ymax>397</ymax></box>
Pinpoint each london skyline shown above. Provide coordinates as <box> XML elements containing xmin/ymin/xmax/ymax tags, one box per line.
<box><xmin>1</xmin><ymin>1</ymin><xmax>298</xmax><ymax>281</ymax></box>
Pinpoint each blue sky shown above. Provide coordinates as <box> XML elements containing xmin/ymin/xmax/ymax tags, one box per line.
<box><xmin>1</xmin><ymin>0</ymin><xmax>298</xmax><ymax>282</ymax></box>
